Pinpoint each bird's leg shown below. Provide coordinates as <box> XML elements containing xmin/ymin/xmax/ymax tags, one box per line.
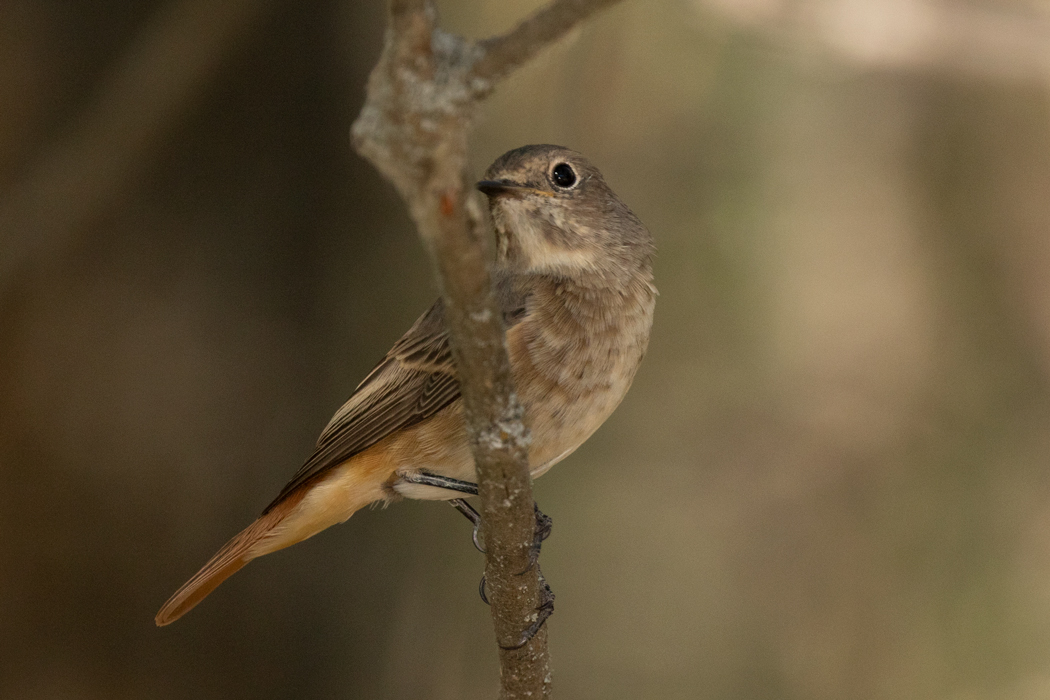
<box><xmin>407</xmin><ymin>467</ymin><xmax>556</xmax><ymax>645</ymax></box>
<box><xmin>401</xmin><ymin>470</ymin><xmax>479</xmax><ymax>496</ymax></box>
<box><xmin>403</xmin><ymin>473</ymin><xmax>551</xmax><ymax>561</ymax></box>
<box><xmin>497</xmin><ymin>504</ymin><xmax>554</xmax><ymax>647</ymax></box>
<box><xmin>447</xmin><ymin>498</ymin><xmax>552</xmax><ymax>566</ymax></box>
<box><xmin>466</xmin><ymin>500</ymin><xmax>556</xmax><ymax>647</ymax></box>
<box><xmin>448</xmin><ymin>498</ymin><xmax>485</xmax><ymax>553</ymax></box>
<box><xmin>401</xmin><ymin>469</ymin><xmax>488</xmax><ymax>556</ymax></box>
<box><xmin>446</xmin><ymin>496</ymin><xmax>491</xmax><ymax>604</ymax></box>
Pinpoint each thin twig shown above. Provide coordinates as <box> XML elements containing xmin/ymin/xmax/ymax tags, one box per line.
<box><xmin>472</xmin><ymin>0</ymin><xmax>622</xmax><ymax>86</ymax></box>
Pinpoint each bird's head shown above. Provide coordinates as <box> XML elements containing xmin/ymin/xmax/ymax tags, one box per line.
<box><xmin>477</xmin><ymin>145</ymin><xmax>652</xmax><ymax>277</ymax></box>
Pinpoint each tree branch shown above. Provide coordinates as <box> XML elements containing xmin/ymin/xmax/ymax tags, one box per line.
<box><xmin>472</xmin><ymin>0</ymin><xmax>622</xmax><ymax>86</ymax></box>
<box><xmin>350</xmin><ymin>0</ymin><xmax>623</xmax><ymax>697</ymax></box>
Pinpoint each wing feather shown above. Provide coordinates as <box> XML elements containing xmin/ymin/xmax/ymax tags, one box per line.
<box><xmin>262</xmin><ymin>301</ymin><xmax>454</xmax><ymax>511</ymax></box>
<box><xmin>264</xmin><ymin>280</ymin><xmax>530</xmax><ymax>513</ymax></box>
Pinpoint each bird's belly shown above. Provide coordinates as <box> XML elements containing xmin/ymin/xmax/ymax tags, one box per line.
<box><xmin>520</xmin><ymin>374</ymin><xmax>630</xmax><ymax>474</ymax></box>
<box><xmin>388</xmin><ymin>374</ymin><xmax>629</xmax><ymax>501</ymax></box>
<box><xmin>388</xmin><ymin>299</ymin><xmax>646</xmax><ymax>502</ymax></box>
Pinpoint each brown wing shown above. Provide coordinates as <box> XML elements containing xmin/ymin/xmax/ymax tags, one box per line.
<box><xmin>261</xmin><ymin>281</ymin><xmax>529</xmax><ymax>514</ymax></box>
<box><xmin>263</xmin><ymin>300</ymin><xmax>459</xmax><ymax>512</ymax></box>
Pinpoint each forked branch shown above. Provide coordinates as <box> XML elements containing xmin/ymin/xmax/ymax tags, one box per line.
<box><xmin>350</xmin><ymin>1</ymin><xmax>622</xmax><ymax>698</ymax></box>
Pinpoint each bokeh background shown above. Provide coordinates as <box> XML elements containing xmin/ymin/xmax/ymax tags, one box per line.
<box><xmin>4</xmin><ymin>0</ymin><xmax>1050</xmax><ymax>697</ymax></box>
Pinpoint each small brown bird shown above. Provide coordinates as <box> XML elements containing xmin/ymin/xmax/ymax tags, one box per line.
<box><xmin>155</xmin><ymin>144</ymin><xmax>656</xmax><ymax>626</ymax></box>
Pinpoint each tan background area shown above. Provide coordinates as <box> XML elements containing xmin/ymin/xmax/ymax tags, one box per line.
<box><xmin>4</xmin><ymin>0</ymin><xmax>1050</xmax><ymax>697</ymax></box>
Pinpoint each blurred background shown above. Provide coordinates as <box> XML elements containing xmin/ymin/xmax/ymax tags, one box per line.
<box><xmin>3</xmin><ymin>0</ymin><xmax>1050</xmax><ymax>697</ymax></box>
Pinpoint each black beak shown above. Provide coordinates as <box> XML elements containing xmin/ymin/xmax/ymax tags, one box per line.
<box><xmin>476</xmin><ymin>179</ymin><xmax>525</xmax><ymax>197</ymax></box>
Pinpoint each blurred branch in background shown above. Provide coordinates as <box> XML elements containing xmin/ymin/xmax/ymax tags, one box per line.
<box><xmin>351</xmin><ymin>0</ymin><xmax>621</xmax><ymax>696</ymax></box>
<box><xmin>0</xmin><ymin>0</ymin><xmax>276</xmax><ymax>296</ymax></box>
<box><xmin>697</xmin><ymin>0</ymin><xmax>1050</xmax><ymax>82</ymax></box>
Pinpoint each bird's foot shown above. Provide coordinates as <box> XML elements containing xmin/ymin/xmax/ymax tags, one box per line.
<box><xmin>449</xmin><ymin>498</ymin><xmax>485</xmax><ymax>553</ymax></box>
<box><xmin>446</xmin><ymin>493</ymin><xmax>556</xmax><ymax>645</ymax></box>
<box><xmin>448</xmin><ymin>495</ymin><xmax>552</xmax><ymax>566</ymax></box>
<box><xmin>520</xmin><ymin>503</ymin><xmax>552</xmax><ymax>575</ymax></box>
<box><xmin>468</xmin><ymin>502</ymin><xmax>555</xmax><ymax>647</ymax></box>
<box><xmin>499</xmin><ymin>568</ymin><xmax>555</xmax><ymax>650</ymax></box>
<box><xmin>478</xmin><ymin>566</ymin><xmax>555</xmax><ymax>648</ymax></box>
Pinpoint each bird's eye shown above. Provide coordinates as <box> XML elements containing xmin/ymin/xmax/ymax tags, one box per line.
<box><xmin>550</xmin><ymin>162</ymin><xmax>577</xmax><ymax>189</ymax></box>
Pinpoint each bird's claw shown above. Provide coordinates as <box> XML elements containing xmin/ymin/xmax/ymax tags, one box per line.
<box><xmin>449</xmin><ymin>498</ymin><xmax>485</xmax><ymax>553</ymax></box>
<box><xmin>517</xmin><ymin>503</ymin><xmax>553</xmax><ymax>575</ymax></box>
<box><xmin>499</xmin><ymin>570</ymin><xmax>555</xmax><ymax>650</ymax></box>
<box><xmin>453</xmin><ymin>498</ymin><xmax>556</xmax><ymax>645</ymax></box>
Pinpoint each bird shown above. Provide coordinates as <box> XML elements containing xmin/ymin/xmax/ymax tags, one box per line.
<box><xmin>155</xmin><ymin>144</ymin><xmax>656</xmax><ymax>626</ymax></box>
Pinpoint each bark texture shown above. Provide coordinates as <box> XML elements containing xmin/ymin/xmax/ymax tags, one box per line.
<box><xmin>350</xmin><ymin>1</ymin><xmax>623</xmax><ymax>697</ymax></box>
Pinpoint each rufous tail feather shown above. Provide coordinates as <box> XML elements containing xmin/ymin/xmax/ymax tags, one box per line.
<box><xmin>155</xmin><ymin>492</ymin><xmax>304</xmax><ymax>626</ymax></box>
<box><xmin>156</xmin><ymin>448</ymin><xmax>395</xmax><ymax>626</ymax></box>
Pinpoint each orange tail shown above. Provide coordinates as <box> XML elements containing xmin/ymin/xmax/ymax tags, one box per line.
<box><xmin>155</xmin><ymin>493</ymin><xmax>304</xmax><ymax>626</ymax></box>
<box><xmin>156</xmin><ymin>449</ymin><xmax>396</xmax><ymax>626</ymax></box>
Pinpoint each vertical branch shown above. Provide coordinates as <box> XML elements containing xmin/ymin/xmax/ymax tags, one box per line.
<box><xmin>350</xmin><ymin>0</ymin><xmax>623</xmax><ymax>697</ymax></box>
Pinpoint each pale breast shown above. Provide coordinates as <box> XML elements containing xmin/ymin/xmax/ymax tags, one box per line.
<box><xmin>508</xmin><ymin>273</ymin><xmax>656</xmax><ymax>472</ymax></box>
<box><xmin>390</xmin><ymin>269</ymin><xmax>655</xmax><ymax>500</ymax></box>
